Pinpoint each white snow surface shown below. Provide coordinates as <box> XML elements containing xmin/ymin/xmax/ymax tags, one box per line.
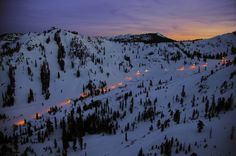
<box><xmin>0</xmin><ymin>28</ymin><xmax>236</xmax><ymax>156</ymax></box>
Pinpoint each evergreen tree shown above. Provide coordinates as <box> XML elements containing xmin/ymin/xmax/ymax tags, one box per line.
<box><xmin>137</xmin><ymin>148</ymin><xmax>144</xmax><ymax>156</ymax></box>
<box><xmin>13</xmin><ymin>135</ymin><xmax>18</xmax><ymax>152</ymax></box>
<box><xmin>27</xmin><ymin>88</ymin><xmax>34</xmax><ymax>103</ymax></box>
<box><xmin>230</xmin><ymin>126</ymin><xmax>235</xmax><ymax>140</ymax></box>
<box><xmin>62</xmin><ymin>128</ymin><xmax>69</xmax><ymax>152</ymax></box>
<box><xmin>79</xmin><ymin>137</ymin><xmax>83</xmax><ymax>150</ymax></box>
<box><xmin>58</xmin><ymin>72</ymin><xmax>60</xmax><ymax>79</ymax></box>
<box><xmin>58</xmin><ymin>59</ymin><xmax>65</xmax><ymax>71</ymax></box>
<box><xmin>164</xmin><ymin>140</ymin><xmax>172</xmax><ymax>156</ymax></box>
<box><xmin>54</xmin><ymin>139</ymin><xmax>57</xmax><ymax>149</ymax></box>
<box><xmin>73</xmin><ymin>138</ymin><xmax>77</xmax><ymax>151</ymax></box>
<box><xmin>205</xmin><ymin>100</ymin><xmax>209</xmax><ymax>115</ymax></box>
<box><xmin>197</xmin><ymin>120</ymin><xmax>204</xmax><ymax>133</ymax></box>
<box><xmin>181</xmin><ymin>85</ymin><xmax>186</xmax><ymax>97</ymax></box>
<box><xmin>173</xmin><ymin>110</ymin><xmax>181</xmax><ymax>124</ymax></box>
<box><xmin>76</xmin><ymin>69</ymin><xmax>80</xmax><ymax>77</ymax></box>
<box><xmin>46</xmin><ymin>36</ymin><xmax>50</xmax><ymax>44</ymax></box>
<box><xmin>125</xmin><ymin>132</ymin><xmax>128</xmax><ymax>141</ymax></box>
<box><xmin>46</xmin><ymin>119</ymin><xmax>54</xmax><ymax>135</ymax></box>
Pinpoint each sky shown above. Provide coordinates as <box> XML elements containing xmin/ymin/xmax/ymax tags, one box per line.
<box><xmin>0</xmin><ymin>0</ymin><xmax>235</xmax><ymax>40</ymax></box>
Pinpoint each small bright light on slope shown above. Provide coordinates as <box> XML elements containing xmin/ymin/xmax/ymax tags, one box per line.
<box><xmin>189</xmin><ymin>64</ymin><xmax>197</xmax><ymax>70</ymax></box>
<box><xmin>135</xmin><ymin>70</ymin><xmax>141</xmax><ymax>76</ymax></box>
<box><xmin>125</xmin><ymin>76</ymin><xmax>132</xmax><ymax>81</ymax></box>
<box><xmin>201</xmin><ymin>63</ymin><xmax>208</xmax><ymax>67</ymax></box>
<box><xmin>177</xmin><ymin>66</ymin><xmax>185</xmax><ymax>71</ymax></box>
<box><xmin>16</xmin><ymin>120</ymin><xmax>25</xmax><ymax>126</ymax></box>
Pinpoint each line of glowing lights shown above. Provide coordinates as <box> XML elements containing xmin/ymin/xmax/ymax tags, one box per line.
<box><xmin>177</xmin><ymin>63</ymin><xmax>209</xmax><ymax>71</ymax></box>
<box><xmin>15</xmin><ymin>70</ymin><xmax>143</xmax><ymax>126</ymax></box>
<box><xmin>15</xmin><ymin>58</ymin><xmax>228</xmax><ymax>126</ymax></box>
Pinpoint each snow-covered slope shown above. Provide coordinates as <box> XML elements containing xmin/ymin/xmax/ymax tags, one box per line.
<box><xmin>0</xmin><ymin>28</ymin><xmax>236</xmax><ymax>156</ymax></box>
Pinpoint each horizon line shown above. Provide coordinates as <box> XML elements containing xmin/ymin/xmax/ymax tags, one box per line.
<box><xmin>0</xmin><ymin>27</ymin><xmax>235</xmax><ymax>41</ymax></box>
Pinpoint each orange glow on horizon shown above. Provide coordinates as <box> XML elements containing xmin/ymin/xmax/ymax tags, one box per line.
<box><xmin>170</xmin><ymin>34</ymin><xmax>211</xmax><ymax>41</ymax></box>
<box><xmin>166</xmin><ymin>26</ymin><xmax>235</xmax><ymax>41</ymax></box>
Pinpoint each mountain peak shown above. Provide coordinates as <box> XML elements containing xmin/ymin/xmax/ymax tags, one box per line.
<box><xmin>109</xmin><ymin>32</ymin><xmax>175</xmax><ymax>44</ymax></box>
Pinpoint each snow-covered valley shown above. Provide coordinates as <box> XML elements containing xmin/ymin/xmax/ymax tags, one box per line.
<box><xmin>0</xmin><ymin>28</ymin><xmax>236</xmax><ymax>156</ymax></box>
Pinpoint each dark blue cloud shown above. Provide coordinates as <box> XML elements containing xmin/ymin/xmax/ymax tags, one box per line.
<box><xmin>0</xmin><ymin>0</ymin><xmax>235</xmax><ymax>39</ymax></box>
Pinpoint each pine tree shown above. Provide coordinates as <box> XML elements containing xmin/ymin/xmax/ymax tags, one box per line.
<box><xmin>62</xmin><ymin>128</ymin><xmax>69</xmax><ymax>152</ymax></box>
<box><xmin>181</xmin><ymin>85</ymin><xmax>186</xmax><ymax>97</ymax></box>
<box><xmin>58</xmin><ymin>59</ymin><xmax>65</xmax><ymax>71</ymax></box>
<box><xmin>35</xmin><ymin>113</ymin><xmax>40</xmax><ymax>120</ymax></box>
<box><xmin>45</xmin><ymin>89</ymin><xmax>50</xmax><ymax>100</ymax></box>
<box><xmin>13</xmin><ymin>135</ymin><xmax>18</xmax><ymax>152</ymax></box>
<box><xmin>197</xmin><ymin>120</ymin><xmax>204</xmax><ymax>133</ymax></box>
<box><xmin>137</xmin><ymin>148</ymin><xmax>144</xmax><ymax>156</ymax></box>
<box><xmin>58</xmin><ymin>72</ymin><xmax>60</xmax><ymax>79</ymax></box>
<box><xmin>173</xmin><ymin>110</ymin><xmax>180</xmax><ymax>124</ymax></box>
<box><xmin>205</xmin><ymin>100</ymin><xmax>209</xmax><ymax>115</ymax></box>
<box><xmin>35</xmin><ymin>60</ymin><xmax>37</xmax><ymax>67</ymax></box>
<box><xmin>79</xmin><ymin>137</ymin><xmax>83</xmax><ymax>149</ymax></box>
<box><xmin>27</xmin><ymin>89</ymin><xmax>34</xmax><ymax>103</ymax></box>
<box><xmin>46</xmin><ymin>119</ymin><xmax>54</xmax><ymax>135</ymax></box>
<box><xmin>46</xmin><ymin>37</ymin><xmax>50</xmax><ymax>44</ymax></box>
<box><xmin>76</xmin><ymin>69</ymin><xmax>80</xmax><ymax>77</ymax></box>
<box><xmin>54</xmin><ymin>139</ymin><xmax>57</xmax><ymax>149</ymax></box>
<box><xmin>73</xmin><ymin>138</ymin><xmax>77</xmax><ymax>151</ymax></box>
<box><xmin>164</xmin><ymin>140</ymin><xmax>172</xmax><ymax>156</ymax></box>
<box><xmin>191</xmin><ymin>95</ymin><xmax>195</xmax><ymax>107</ymax></box>
<box><xmin>188</xmin><ymin>144</ymin><xmax>191</xmax><ymax>152</ymax></box>
<box><xmin>125</xmin><ymin>132</ymin><xmax>128</xmax><ymax>141</ymax></box>
<box><xmin>71</xmin><ymin>61</ymin><xmax>74</xmax><ymax>69</ymax></box>
<box><xmin>209</xmin><ymin>127</ymin><xmax>212</xmax><ymax>139</ymax></box>
<box><xmin>230</xmin><ymin>126</ymin><xmax>235</xmax><ymax>140</ymax></box>
<box><xmin>27</xmin><ymin>66</ymin><xmax>32</xmax><ymax>76</ymax></box>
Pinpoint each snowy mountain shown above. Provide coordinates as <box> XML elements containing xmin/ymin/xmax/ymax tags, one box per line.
<box><xmin>0</xmin><ymin>28</ymin><xmax>236</xmax><ymax>156</ymax></box>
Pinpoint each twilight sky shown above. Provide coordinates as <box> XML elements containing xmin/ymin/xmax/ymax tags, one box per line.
<box><xmin>0</xmin><ymin>0</ymin><xmax>235</xmax><ymax>40</ymax></box>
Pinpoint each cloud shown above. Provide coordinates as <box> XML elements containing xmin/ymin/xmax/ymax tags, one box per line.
<box><xmin>0</xmin><ymin>0</ymin><xmax>235</xmax><ymax>39</ymax></box>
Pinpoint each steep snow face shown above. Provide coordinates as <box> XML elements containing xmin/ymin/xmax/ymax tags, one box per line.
<box><xmin>0</xmin><ymin>29</ymin><xmax>236</xmax><ymax>156</ymax></box>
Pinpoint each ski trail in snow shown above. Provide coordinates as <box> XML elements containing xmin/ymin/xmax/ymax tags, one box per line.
<box><xmin>14</xmin><ymin>59</ymin><xmax>228</xmax><ymax>126</ymax></box>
